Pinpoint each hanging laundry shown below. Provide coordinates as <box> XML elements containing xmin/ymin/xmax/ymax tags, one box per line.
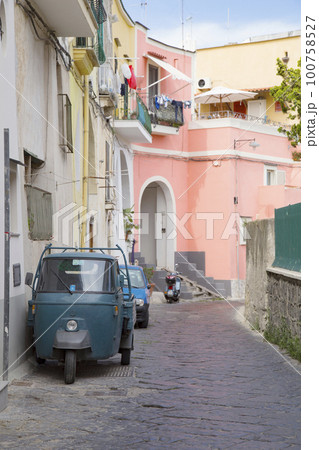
<box><xmin>120</xmin><ymin>83</ymin><xmax>126</xmax><ymax>96</ymax></box>
<box><xmin>172</xmin><ymin>100</ymin><xmax>184</xmax><ymax>123</ymax></box>
<box><xmin>154</xmin><ymin>96</ymin><xmax>160</xmax><ymax>110</ymax></box>
<box><xmin>127</xmin><ymin>65</ymin><xmax>137</xmax><ymax>90</ymax></box>
<box><xmin>121</xmin><ymin>63</ymin><xmax>131</xmax><ymax>79</ymax></box>
<box><xmin>115</xmin><ymin>73</ymin><xmax>121</xmax><ymax>94</ymax></box>
<box><xmin>184</xmin><ymin>100</ymin><xmax>192</xmax><ymax>109</ymax></box>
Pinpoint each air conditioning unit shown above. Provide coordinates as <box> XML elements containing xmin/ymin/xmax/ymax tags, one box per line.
<box><xmin>197</xmin><ymin>77</ymin><xmax>211</xmax><ymax>89</ymax></box>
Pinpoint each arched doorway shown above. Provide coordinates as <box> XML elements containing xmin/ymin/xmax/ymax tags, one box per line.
<box><xmin>120</xmin><ymin>151</ymin><xmax>130</xmax><ymax>210</ymax></box>
<box><xmin>139</xmin><ymin>178</ymin><xmax>176</xmax><ymax>270</ymax></box>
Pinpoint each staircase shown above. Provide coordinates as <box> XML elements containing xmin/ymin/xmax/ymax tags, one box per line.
<box><xmin>175</xmin><ymin>254</ymin><xmax>227</xmax><ymax>298</ymax></box>
<box><xmin>130</xmin><ymin>252</ymin><xmax>223</xmax><ymax>301</ymax></box>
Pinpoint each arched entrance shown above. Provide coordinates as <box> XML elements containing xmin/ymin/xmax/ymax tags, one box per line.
<box><xmin>120</xmin><ymin>151</ymin><xmax>130</xmax><ymax>210</ymax></box>
<box><xmin>139</xmin><ymin>177</ymin><xmax>176</xmax><ymax>270</ymax></box>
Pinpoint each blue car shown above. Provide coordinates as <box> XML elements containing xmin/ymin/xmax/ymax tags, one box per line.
<box><xmin>120</xmin><ymin>265</ymin><xmax>151</xmax><ymax>328</ymax></box>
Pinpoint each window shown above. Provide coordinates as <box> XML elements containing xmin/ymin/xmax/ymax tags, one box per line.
<box><xmin>105</xmin><ymin>141</ymin><xmax>113</xmax><ymax>203</ymax></box>
<box><xmin>58</xmin><ymin>94</ymin><xmax>73</xmax><ymax>153</ymax></box>
<box><xmin>240</xmin><ymin>217</ymin><xmax>252</xmax><ymax>245</ymax></box>
<box><xmin>10</xmin><ymin>164</ymin><xmax>18</xmax><ymax>233</ymax></box>
<box><xmin>148</xmin><ymin>64</ymin><xmax>159</xmax><ymax>109</ymax></box>
<box><xmin>275</xmin><ymin>101</ymin><xmax>282</xmax><ymax>112</ymax></box>
<box><xmin>38</xmin><ymin>258</ymin><xmax>115</xmax><ymax>293</ymax></box>
<box><xmin>25</xmin><ymin>186</ymin><xmax>52</xmax><ymax>240</ymax></box>
<box><xmin>266</xmin><ymin>168</ymin><xmax>276</xmax><ymax>186</ymax></box>
<box><xmin>264</xmin><ymin>165</ymin><xmax>286</xmax><ymax>186</ymax></box>
<box><xmin>125</xmin><ymin>269</ymin><xmax>146</xmax><ymax>289</ymax></box>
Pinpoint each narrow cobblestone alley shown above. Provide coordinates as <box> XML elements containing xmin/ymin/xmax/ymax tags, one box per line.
<box><xmin>0</xmin><ymin>300</ymin><xmax>301</xmax><ymax>449</ymax></box>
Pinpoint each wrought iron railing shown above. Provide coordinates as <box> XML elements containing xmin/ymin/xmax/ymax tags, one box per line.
<box><xmin>76</xmin><ymin>1</ymin><xmax>107</xmax><ymax>65</ymax></box>
<box><xmin>115</xmin><ymin>91</ymin><xmax>152</xmax><ymax>136</ymax></box>
<box><xmin>136</xmin><ymin>93</ymin><xmax>152</xmax><ymax>135</ymax></box>
<box><xmin>75</xmin><ymin>35</ymin><xmax>105</xmax><ymax>65</ymax></box>
<box><xmin>192</xmin><ymin>110</ymin><xmax>292</xmax><ymax>131</ymax></box>
<box><xmin>89</xmin><ymin>0</ymin><xmax>107</xmax><ymax>24</ymax></box>
<box><xmin>149</xmin><ymin>98</ymin><xmax>184</xmax><ymax>128</ymax></box>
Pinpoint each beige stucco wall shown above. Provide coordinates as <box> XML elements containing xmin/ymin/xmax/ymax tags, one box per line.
<box><xmin>112</xmin><ymin>0</ymin><xmax>136</xmax><ymax>69</ymax></box>
<box><xmin>196</xmin><ymin>34</ymin><xmax>300</xmax><ymax>123</ymax></box>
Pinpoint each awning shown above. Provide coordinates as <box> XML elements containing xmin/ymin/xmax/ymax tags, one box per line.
<box><xmin>145</xmin><ymin>54</ymin><xmax>192</xmax><ymax>83</ymax></box>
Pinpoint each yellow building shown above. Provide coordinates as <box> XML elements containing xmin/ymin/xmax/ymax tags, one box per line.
<box><xmin>195</xmin><ymin>31</ymin><xmax>300</xmax><ymax>124</ymax></box>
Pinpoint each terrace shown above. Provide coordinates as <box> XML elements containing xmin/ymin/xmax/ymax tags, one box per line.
<box><xmin>192</xmin><ymin>110</ymin><xmax>291</xmax><ymax>132</ymax></box>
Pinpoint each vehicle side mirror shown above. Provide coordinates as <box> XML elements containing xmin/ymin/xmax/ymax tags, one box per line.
<box><xmin>119</xmin><ymin>274</ymin><xmax>125</xmax><ymax>288</ymax></box>
<box><xmin>25</xmin><ymin>272</ymin><xmax>33</xmax><ymax>287</ymax></box>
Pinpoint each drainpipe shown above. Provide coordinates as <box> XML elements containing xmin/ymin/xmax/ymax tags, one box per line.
<box><xmin>81</xmin><ymin>75</ymin><xmax>89</xmax><ymax>248</ymax></box>
<box><xmin>3</xmin><ymin>129</ymin><xmax>10</xmax><ymax>381</ymax></box>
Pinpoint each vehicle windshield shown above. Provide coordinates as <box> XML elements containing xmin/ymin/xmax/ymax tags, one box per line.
<box><xmin>38</xmin><ymin>258</ymin><xmax>115</xmax><ymax>293</ymax></box>
<box><xmin>124</xmin><ymin>269</ymin><xmax>146</xmax><ymax>289</ymax></box>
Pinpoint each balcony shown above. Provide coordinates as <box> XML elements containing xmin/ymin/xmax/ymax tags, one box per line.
<box><xmin>98</xmin><ymin>64</ymin><xmax>118</xmax><ymax>108</ymax></box>
<box><xmin>190</xmin><ymin>110</ymin><xmax>291</xmax><ymax>134</ymax></box>
<box><xmin>73</xmin><ymin>34</ymin><xmax>105</xmax><ymax>75</ymax></box>
<box><xmin>31</xmin><ymin>0</ymin><xmax>103</xmax><ymax>37</ymax></box>
<box><xmin>113</xmin><ymin>93</ymin><xmax>152</xmax><ymax>144</ymax></box>
<box><xmin>149</xmin><ymin>97</ymin><xmax>184</xmax><ymax>135</ymax></box>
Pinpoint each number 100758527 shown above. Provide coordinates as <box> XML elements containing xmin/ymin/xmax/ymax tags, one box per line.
<box><xmin>306</xmin><ymin>16</ymin><xmax>316</xmax><ymax>86</ymax></box>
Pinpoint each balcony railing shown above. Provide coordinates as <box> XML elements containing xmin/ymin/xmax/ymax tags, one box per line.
<box><xmin>75</xmin><ymin>33</ymin><xmax>105</xmax><ymax>66</ymax></box>
<box><xmin>89</xmin><ymin>0</ymin><xmax>107</xmax><ymax>25</ymax></box>
<box><xmin>192</xmin><ymin>110</ymin><xmax>292</xmax><ymax>131</ymax></box>
<box><xmin>115</xmin><ymin>92</ymin><xmax>152</xmax><ymax>136</ymax></box>
<box><xmin>149</xmin><ymin>97</ymin><xmax>184</xmax><ymax>128</ymax></box>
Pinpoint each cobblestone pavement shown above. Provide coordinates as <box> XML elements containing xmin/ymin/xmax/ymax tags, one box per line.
<box><xmin>0</xmin><ymin>300</ymin><xmax>301</xmax><ymax>449</ymax></box>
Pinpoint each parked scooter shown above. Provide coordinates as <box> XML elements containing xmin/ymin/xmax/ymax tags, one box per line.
<box><xmin>164</xmin><ymin>271</ymin><xmax>181</xmax><ymax>303</ymax></box>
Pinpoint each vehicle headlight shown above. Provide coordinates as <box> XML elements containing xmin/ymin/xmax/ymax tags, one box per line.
<box><xmin>66</xmin><ymin>320</ymin><xmax>78</xmax><ymax>331</ymax></box>
<box><xmin>135</xmin><ymin>298</ymin><xmax>144</xmax><ymax>306</ymax></box>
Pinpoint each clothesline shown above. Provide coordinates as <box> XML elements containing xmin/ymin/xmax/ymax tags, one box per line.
<box><xmin>120</xmin><ymin>87</ymin><xmax>192</xmax><ymax>106</ymax></box>
<box><xmin>153</xmin><ymin>94</ymin><xmax>192</xmax><ymax>110</ymax></box>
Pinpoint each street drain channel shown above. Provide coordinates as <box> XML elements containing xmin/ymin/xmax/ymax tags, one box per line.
<box><xmin>10</xmin><ymin>380</ymin><xmax>33</xmax><ymax>387</ymax></box>
<box><xmin>77</xmin><ymin>365</ymin><xmax>135</xmax><ymax>378</ymax></box>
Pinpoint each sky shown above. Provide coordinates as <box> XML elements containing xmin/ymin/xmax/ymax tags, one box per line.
<box><xmin>122</xmin><ymin>0</ymin><xmax>301</xmax><ymax>49</ymax></box>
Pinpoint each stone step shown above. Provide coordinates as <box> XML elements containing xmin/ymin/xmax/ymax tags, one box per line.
<box><xmin>178</xmin><ymin>274</ymin><xmax>222</xmax><ymax>299</ymax></box>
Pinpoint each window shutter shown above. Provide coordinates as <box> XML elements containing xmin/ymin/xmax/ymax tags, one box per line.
<box><xmin>277</xmin><ymin>170</ymin><xmax>286</xmax><ymax>186</ymax></box>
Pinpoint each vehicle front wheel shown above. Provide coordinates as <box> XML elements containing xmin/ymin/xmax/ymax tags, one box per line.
<box><xmin>36</xmin><ymin>357</ymin><xmax>46</xmax><ymax>364</ymax></box>
<box><xmin>64</xmin><ymin>350</ymin><xmax>77</xmax><ymax>384</ymax></box>
<box><xmin>121</xmin><ymin>349</ymin><xmax>131</xmax><ymax>365</ymax></box>
<box><xmin>138</xmin><ymin>312</ymin><xmax>149</xmax><ymax>329</ymax></box>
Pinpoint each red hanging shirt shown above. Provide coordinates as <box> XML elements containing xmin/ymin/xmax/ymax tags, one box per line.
<box><xmin>127</xmin><ymin>65</ymin><xmax>137</xmax><ymax>90</ymax></box>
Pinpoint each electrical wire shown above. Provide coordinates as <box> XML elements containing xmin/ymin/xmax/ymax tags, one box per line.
<box><xmin>16</xmin><ymin>0</ymin><xmax>72</xmax><ymax>71</ymax></box>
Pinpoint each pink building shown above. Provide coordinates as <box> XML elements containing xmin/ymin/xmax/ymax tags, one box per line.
<box><xmin>131</xmin><ymin>24</ymin><xmax>301</xmax><ymax>298</ymax></box>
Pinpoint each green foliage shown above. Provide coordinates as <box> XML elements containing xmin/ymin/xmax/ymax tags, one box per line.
<box><xmin>270</xmin><ymin>58</ymin><xmax>301</xmax><ymax>153</ymax></box>
<box><xmin>252</xmin><ymin>318</ymin><xmax>260</xmax><ymax>332</ymax></box>
<box><xmin>264</xmin><ymin>318</ymin><xmax>301</xmax><ymax>362</ymax></box>
<box><xmin>143</xmin><ymin>267</ymin><xmax>154</xmax><ymax>283</ymax></box>
<box><xmin>123</xmin><ymin>205</ymin><xmax>139</xmax><ymax>241</ymax></box>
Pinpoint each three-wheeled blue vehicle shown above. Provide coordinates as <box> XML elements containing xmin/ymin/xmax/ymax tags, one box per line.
<box><xmin>26</xmin><ymin>244</ymin><xmax>135</xmax><ymax>384</ymax></box>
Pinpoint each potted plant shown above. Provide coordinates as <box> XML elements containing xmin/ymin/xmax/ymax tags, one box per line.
<box><xmin>123</xmin><ymin>206</ymin><xmax>139</xmax><ymax>242</ymax></box>
<box><xmin>143</xmin><ymin>267</ymin><xmax>155</xmax><ymax>295</ymax></box>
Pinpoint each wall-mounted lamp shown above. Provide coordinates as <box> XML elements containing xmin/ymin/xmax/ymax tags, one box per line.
<box><xmin>282</xmin><ymin>52</ymin><xmax>289</xmax><ymax>64</ymax></box>
<box><xmin>233</xmin><ymin>138</ymin><xmax>260</xmax><ymax>150</ymax></box>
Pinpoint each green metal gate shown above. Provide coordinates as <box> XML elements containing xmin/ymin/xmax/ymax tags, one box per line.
<box><xmin>272</xmin><ymin>203</ymin><xmax>301</xmax><ymax>272</ymax></box>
